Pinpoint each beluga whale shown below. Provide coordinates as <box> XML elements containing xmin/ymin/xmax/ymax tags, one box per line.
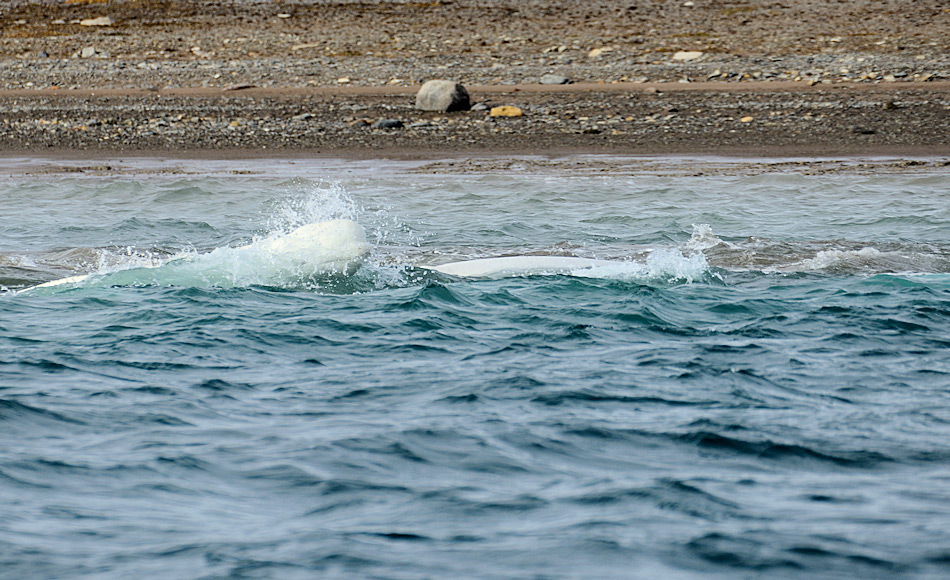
<box><xmin>427</xmin><ymin>255</ymin><xmax>620</xmax><ymax>278</ymax></box>
<box><xmin>20</xmin><ymin>218</ymin><xmax>372</xmax><ymax>293</ymax></box>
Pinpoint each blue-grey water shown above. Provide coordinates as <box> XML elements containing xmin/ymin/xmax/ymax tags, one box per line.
<box><xmin>1</xmin><ymin>157</ymin><xmax>949</xmax><ymax>579</ymax></box>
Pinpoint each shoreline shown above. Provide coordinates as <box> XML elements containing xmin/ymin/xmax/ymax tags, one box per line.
<box><xmin>4</xmin><ymin>144</ymin><xmax>949</xmax><ymax>161</ymax></box>
<box><xmin>3</xmin><ymin>82</ymin><xmax>948</xmax><ymax>156</ymax></box>
<box><xmin>3</xmin><ymin>152</ymin><xmax>948</xmax><ymax>180</ymax></box>
<box><xmin>2</xmin><ymin>80</ymin><xmax>948</xmax><ymax>98</ymax></box>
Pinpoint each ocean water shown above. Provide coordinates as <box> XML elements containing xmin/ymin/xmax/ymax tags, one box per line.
<box><xmin>1</xmin><ymin>157</ymin><xmax>949</xmax><ymax>579</ymax></box>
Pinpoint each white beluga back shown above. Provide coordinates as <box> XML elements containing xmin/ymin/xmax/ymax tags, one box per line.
<box><xmin>426</xmin><ymin>249</ymin><xmax>708</xmax><ymax>283</ymax></box>
<box><xmin>21</xmin><ymin>219</ymin><xmax>371</xmax><ymax>293</ymax></box>
<box><xmin>429</xmin><ymin>255</ymin><xmax>619</xmax><ymax>278</ymax></box>
<box><xmin>255</xmin><ymin>218</ymin><xmax>371</xmax><ymax>276</ymax></box>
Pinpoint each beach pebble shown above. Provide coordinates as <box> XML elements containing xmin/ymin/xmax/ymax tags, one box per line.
<box><xmin>540</xmin><ymin>74</ymin><xmax>572</xmax><ymax>85</ymax></box>
<box><xmin>471</xmin><ymin>102</ymin><xmax>489</xmax><ymax>112</ymax></box>
<box><xmin>490</xmin><ymin>106</ymin><xmax>523</xmax><ymax>117</ymax></box>
<box><xmin>588</xmin><ymin>47</ymin><xmax>612</xmax><ymax>58</ymax></box>
<box><xmin>415</xmin><ymin>80</ymin><xmax>471</xmax><ymax>112</ymax></box>
<box><xmin>79</xmin><ymin>16</ymin><xmax>113</xmax><ymax>27</ymax></box>
<box><xmin>372</xmin><ymin>118</ymin><xmax>404</xmax><ymax>129</ymax></box>
<box><xmin>80</xmin><ymin>47</ymin><xmax>97</xmax><ymax>59</ymax></box>
<box><xmin>672</xmin><ymin>51</ymin><xmax>704</xmax><ymax>61</ymax></box>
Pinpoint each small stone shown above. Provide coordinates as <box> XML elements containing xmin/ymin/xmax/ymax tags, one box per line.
<box><xmin>291</xmin><ymin>43</ymin><xmax>321</xmax><ymax>51</ymax></box>
<box><xmin>740</xmin><ymin>116</ymin><xmax>754</xmax><ymax>123</ymax></box>
<box><xmin>672</xmin><ymin>50</ymin><xmax>704</xmax><ymax>61</ymax></box>
<box><xmin>37</xmin><ymin>50</ymin><xmax>49</xmax><ymax>58</ymax></box>
<box><xmin>852</xmin><ymin>126</ymin><xmax>876</xmax><ymax>135</ymax></box>
<box><xmin>79</xmin><ymin>16</ymin><xmax>113</xmax><ymax>26</ymax></box>
<box><xmin>415</xmin><ymin>80</ymin><xmax>471</xmax><ymax>112</ymax></box>
<box><xmin>222</xmin><ymin>83</ymin><xmax>255</xmax><ymax>91</ymax></box>
<box><xmin>539</xmin><ymin>74</ymin><xmax>572</xmax><ymax>85</ymax></box>
<box><xmin>372</xmin><ymin>118</ymin><xmax>404</xmax><ymax>129</ymax></box>
<box><xmin>588</xmin><ymin>47</ymin><xmax>612</xmax><ymax>58</ymax></box>
<box><xmin>470</xmin><ymin>102</ymin><xmax>489</xmax><ymax>112</ymax></box>
<box><xmin>337</xmin><ymin>77</ymin><xmax>351</xmax><ymax>84</ymax></box>
<box><xmin>490</xmin><ymin>106</ymin><xmax>523</xmax><ymax>117</ymax></box>
<box><xmin>883</xmin><ymin>74</ymin><xmax>897</xmax><ymax>82</ymax></box>
<box><xmin>80</xmin><ymin>47</ymin><xmax>97</xmax><ymax>59</ymax></box>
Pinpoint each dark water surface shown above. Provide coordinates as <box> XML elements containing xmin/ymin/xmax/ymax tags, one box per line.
<box><xmin>1</xmin><ymin>157</ymin><xmax>949</xmax><ymax>579</ymax></box>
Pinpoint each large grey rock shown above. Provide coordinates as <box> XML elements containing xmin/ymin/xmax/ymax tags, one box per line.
<box><xmin>415</xmin><ymin>80</ymin><xmax>470</xmax><ymax>112</ymax></box>
<box><xmin>540</xmin><ymin>74</ymin><xmax>572</xmax><ymax>85</ymax></box>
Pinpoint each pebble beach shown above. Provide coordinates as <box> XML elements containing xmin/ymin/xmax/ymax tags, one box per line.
<box><xmin>1</xmin><ymin>0</ymin><xmax>948</xmax><ymax>156</ymax></box>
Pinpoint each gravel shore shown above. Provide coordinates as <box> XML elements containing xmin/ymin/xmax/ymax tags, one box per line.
<box><xmin>1</xmin><ymin>83</ymin><xmax>947</xmax><ymax>156</ymax></box>
<box><xmin>1</xmin><ymin>0</ymin><xmax>948</xmax><ymax>156</ymax></box>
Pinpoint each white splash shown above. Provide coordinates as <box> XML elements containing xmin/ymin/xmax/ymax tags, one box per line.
<box><xmin>683</xmin><ymin>223</ymin><xmax>723</xmax><ymax>252</ymax></box>
<box><xmin>801</xmin><ymin>247</ymin><xmax>883</xmax><ymax>270</ymax></box>
<box><xmin>265</xmin><ymin>180</ymin><xmax>359</xmax><ymax>234</ymax></box>
<box><xmin>576</xmin><ymin>248</ymin><xmax>709</xmax><ymax>283</ymax></box>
